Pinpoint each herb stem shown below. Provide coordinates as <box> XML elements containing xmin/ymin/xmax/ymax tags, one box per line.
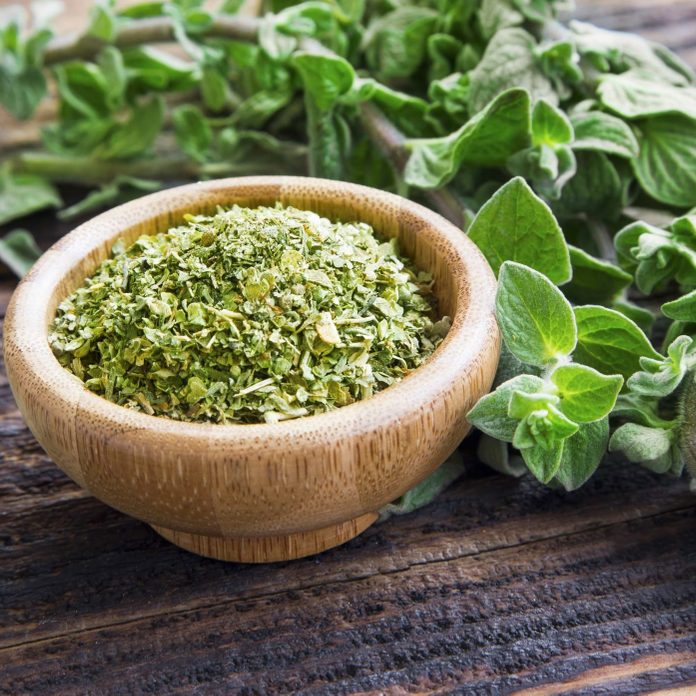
<box><xmin>589</xmin><ymin>219</ymin><xmax>617</xmax><ymax>262</ymax></box>
<box><xmin>44</xmin><ymin>15</ymin><xmax>261</xmax><ymax>65</ymax></box>
<box><xmin>9</xmin><ymin>151</ymin><xmax>296</xmax><ymax>185</ymax></box>
<box><xmin>359</xmin><ymin>103</ymin><xmax>468</xmax><ymax>228</ymax></box>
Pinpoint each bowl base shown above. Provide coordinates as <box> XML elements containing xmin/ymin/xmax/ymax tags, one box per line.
<box><xmin>151</xmin><ymin>512</ymin><xmax>378</xmax><ymax>563</ymax></box>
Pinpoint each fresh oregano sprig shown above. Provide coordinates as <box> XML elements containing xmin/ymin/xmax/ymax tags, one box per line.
<box><xmin>468</xmin><ymin>261</ymin><xmax>623</xmax><ymax>489</ymax></box>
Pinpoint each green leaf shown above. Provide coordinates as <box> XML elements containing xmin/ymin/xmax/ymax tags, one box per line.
<box><xmin>363</xmin><ymin>6</ymin><xmax>437</xmax><ymax>81</ymax></box>
<box><xmin>478</xmin><ymin>0</ymin><xmax>523</xmax><ymax>40</ymax></box>
<box><xmin>633</xmin><ymin>115</ymin><xmax>696</xmax><ymax>208</ymax></box>
<box><xmin>598</xmin><ymin>73</ymin><xmax>696</xmax><ymax>121</ymax></box>
<box><xmin>521</xmin><ymin>441</ymin><xmax>564</xmax><ymax>484</ymax></box>
<box><xmin>496</xmin><ymin>261</ymin><xmax>577</xmax><ymax>367</ymax></box>
<box><xmin>477</xmin><ymin>434</ymin><xmax>526</xmax><ymax>477</ymax></box>
<box><xmin>378</xmin><ymin>451</ymin><xmax>465</xmax><ymax>520</ymax></box>
<box><xmin>574</xmin><ymin>305</ymin><xmax>661</xmax><ymax>379</ymax></box>
<box><xmin>627</xmin><ymin>335</ymin><xmax>695</xmax><ymax>397</ymax></box>
<box><xmin>531</xmin><ymin>98</ymin><xmax>573</xmax><ymax>147</ymax></box>
<box><xmin>553</xmin><ymin>151</ymin><xmax>624</xmax><ymax>220</ymax></box>
<box><xmin>0</xmin><ymin>229</ymin><xmax>42</xmax><ymax>278</ymax></box>
<box><xmin>571</xmin><ymin>20</ymin><xmax>694</xmax><ymax>86</ymax></box>
<box><xmin>426</xmin><ymin>33</ymin><xmax>463</xmax><ymax>82</ymax></box>
<box><xmin>230</xmin><ymin>88</ymin><xmax>293</xmax><ymax>129</ymax></box>
<box><xmin>467</xmin><ymin>28</ymin><xmax>556</xmax><ymax>114</ymax></box>
<box><xmin>87</xmin><ymin>0</ymin><xmax>117</xmax><ymax>41</ymax></box>
<box><xmin>304</xmin><ymin>97</ymin><xmax>345</xmax><ymax>179</ymax></box>
<box><xmin>552</xmin><ymin>418</ymin><xmax>609</xmax><ymax>491</ymax></box>
<box><xmin>551</xmin><ymin>363</ymin><xmax>623</xmax><ymax>422</ymax></box>
<box><xmin>507</xmin><ymin>142</ymin><xmax>577</xmax><ymax>200</ymax></box>
<box><xmin>609</xmin><ymin>422</ymin><xmax>678</xmax><ymax>473</ymax></box>
<box><xmin>172</xmin><ymin>104</ymin><xmax>212</xmax><ymax>162</ymax></box>
<box><xmin>425</xmin><ymin>72</ymin><xmax>469</xmax><ymax>134</ymax></box>
<box><xmin>535</xmin><ymin>39</ymin><xmax>583</xmax><ymax>99</ymax></box>
<box><xmin>467</xmin><ymin>177</ymin><xmax>571</xmax><ymax>284</ymax></box>
<box><xmin>98</xmin><ymin>47</ymin><xmax>126</xmax><ymax>111</ymax></box>
<box><xmin>612</xmin><ymin>392</ymin><xmax>675</xmax><ymax>430</ymax></box>
<box><xmin>122</xmin><ymin>46</ymin><xmax>197</xmax><ymax>92</ymax></box>
<box><xmin>292</xmin><ymin>52</ymin><xmax>355</xmax><ymax>110</ymax></box>
<box><xmin>563</xmin><ymin>245</ymin><xmax>632</xmax><ymax>305</ymax></box>
<box><xmin>360</xmin><ymin>79</ymin><xmax>429</xmax><ymax>138</ymax></box>
<box><xmin>662</xmin><ymin>290</ymin><xmax>696</xmax><ymax>322</ymax></box>
<box><xmin>506</xmin><ymin>99</ymin><xmax>576</xmax><ymax>199</ymax></box>
<box><xmin>95</xmin><ymin>97</ymin><xmax>164</xmax><ymax>160</ymax></box>
<box><xmin>570</xmin><ymin>110</ymin><xmax>640</xmax><ymax>158</ymax></box>
<box><xmin>612</xmin><ymin>300</ymin><xmax>655</xmax><ymax>335</ymax></box>
<box><xmin>467</xmin><ymin>374</ymin><xmax>546</xmax><ymax>442</ymax></box>
<box><xmin>201</xmin><ymin>64</ymin><xmax>230</xmax><ymax>112</ymax></box>
<box><xmin>0</xmin><ymin>64</ymin><xmax>46</xmax><ymax>121</ymax></box>
<box><xmin>492</xmin><ymin>342</ymin><xmax>535</xmax><ymax>388</ymax></box>
<box><xmin>404</xmin><ymin>88</ymin><xmax>531</xmax><ymax>189</ymax></box>
<box><xmin>0</xmin><ymin>168</ymin><xmax>61</xmax><ymax>225</ymax></box>
<box><xmin>0</xmin><ymin>25</ymin><xmax>51</xmax><ymax>119</ymax></box>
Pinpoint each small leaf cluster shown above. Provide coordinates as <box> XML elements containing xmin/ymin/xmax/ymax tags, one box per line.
<box><xmin>466</xmin><ymin>177</ymin><xmax>696</xmax><ymax>489</ymax></box>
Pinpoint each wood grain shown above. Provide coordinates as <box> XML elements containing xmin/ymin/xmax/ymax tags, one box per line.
<box><xmin>3</xmin><ymin>176</ymin><xmax>500</xmax><ymax>562</ymax></box>
<box><xmin>1</xmin><ymin>1</ymin><xmax>696</xmax><ymax>692</ymax></box>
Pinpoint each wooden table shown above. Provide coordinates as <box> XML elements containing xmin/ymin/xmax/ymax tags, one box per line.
<box><xmin>2</xmin><ymin>2</ymin><xmax>696</xmax><ymax>693</ymax></box>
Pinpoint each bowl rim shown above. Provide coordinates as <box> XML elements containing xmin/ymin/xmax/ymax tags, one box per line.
<box><xmin>5</xmin><ymin>175</ymin><xmax>498</xmax><ymax>441</ymax></box>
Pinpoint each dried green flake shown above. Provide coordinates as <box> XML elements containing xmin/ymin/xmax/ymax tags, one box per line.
<box><xmin>49</xmin><ymin>204</ymin><xmax>448</xmax><ymax>423</ymax></box>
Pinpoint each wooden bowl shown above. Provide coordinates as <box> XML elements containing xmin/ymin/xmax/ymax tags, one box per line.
<box><xmin>4</xmin><ymin>177</ymin><xmax>500</xmax><ymax>563</ymax></box>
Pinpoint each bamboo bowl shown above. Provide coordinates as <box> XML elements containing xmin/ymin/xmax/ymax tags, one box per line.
<box><xmin>4</xmin><ymin>176</ymin><xmax>499</xmax><ymax>563</ymax></box>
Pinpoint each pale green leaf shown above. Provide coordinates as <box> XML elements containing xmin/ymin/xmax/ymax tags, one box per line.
<box><xmin>468</xmin><ymin>28</ymin><xmax>556</xmax><ymax>114</ymax></box>
<box><xmin>467</xmin><ymin>374</ymin><xmax>546</xmax><ymax>442</ymax></box>
<box><xmin>496</xmin><ymin>261</ymin><xmax>577</xmax><ymax>367</ymax></box>
<box><xmin>570</xmin><ymin>110</ymin><xmax>639</xmax><ymax>158</ymax></box>
<box><xmin>551</xmin><ymin>363</ymin><xmax>623</xmax><ymax>422</ymax></box>
<box><xmin>564</xmin><ymin>245</ymin><xmax>632</xmax><ymax>305</ymax></box>
<box><xmin>405</xmin><ymin>88</ymin><xmax>531</xmax><ymax>189</ymax></box>
<box><xmin>0</xmin><ymin>229</ymin><xmax>42</xmax><ymax>278</ymax></box>
<box><xmin>552</xmin><ymin>418</ymin><xmax>609</xmax><ymax>491</ymax></box>
<box><xmin>467</xmin><ymin>177</ymin><xmax>571</xmax><ymax>284</ymax></box>
<box><xmin>633</xmin><ymin>115</ymin><xmax>696</xmax><ymax>208</ymax></box>
<box><xmin>574</xmin><ymin>305</ymin><xmax>661</xmax><ymax>379</ymax></box>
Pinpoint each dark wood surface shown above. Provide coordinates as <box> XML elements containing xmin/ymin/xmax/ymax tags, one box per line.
<box><xmin>2</xmin><ymin>2</ymin><xmax>696</xmax><ymax>694</ymax></box>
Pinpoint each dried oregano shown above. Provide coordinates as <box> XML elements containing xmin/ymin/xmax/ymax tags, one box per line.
<box><xmin>49</xmin><ymin>204</ymin><xmax>449</xmax><ymax>423</ymax></box>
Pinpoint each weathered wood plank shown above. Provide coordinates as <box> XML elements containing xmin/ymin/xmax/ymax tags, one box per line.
<box><xmin>1</xmin><ymin>448</ymin><xmax>693</xmax><ymax>650</ymax></box>
<box><xmin>1</xmin><ymin>509</ymin><xmax>695</xmax><ymax>694</ymax></box>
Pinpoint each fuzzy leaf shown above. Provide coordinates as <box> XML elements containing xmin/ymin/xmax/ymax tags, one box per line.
<box><xmin>574</xmin><ymin>305</ymin><xmax>660</xmax><ymax>379</ymax></box>
<box><xmin>467</xmin><ymin>177</ymin><xmax>571</xmax><ymax>284</ymax></box>
<box><xmin>551</xmin><ymin>364</ymin><xmax>623</xmax><ymax>423</ymax></box>
<box><xmin>0</xmin><ymin>229</ymin><xmax>42</xmax><ymax>278</ymax></box>
<box><xmin>405</xmin><ymin>88</ymin><xmax>531</xmax><ymax>188</ymax></box>
<box><xmin>496</xmin><ymin>261</ymin><xmax>577</xmax><ymax>367</ymax></box>
<box><xmin>552</xmin><ymin>418</ymin><xmax>609</xmax><ymax>491</ymax></box>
